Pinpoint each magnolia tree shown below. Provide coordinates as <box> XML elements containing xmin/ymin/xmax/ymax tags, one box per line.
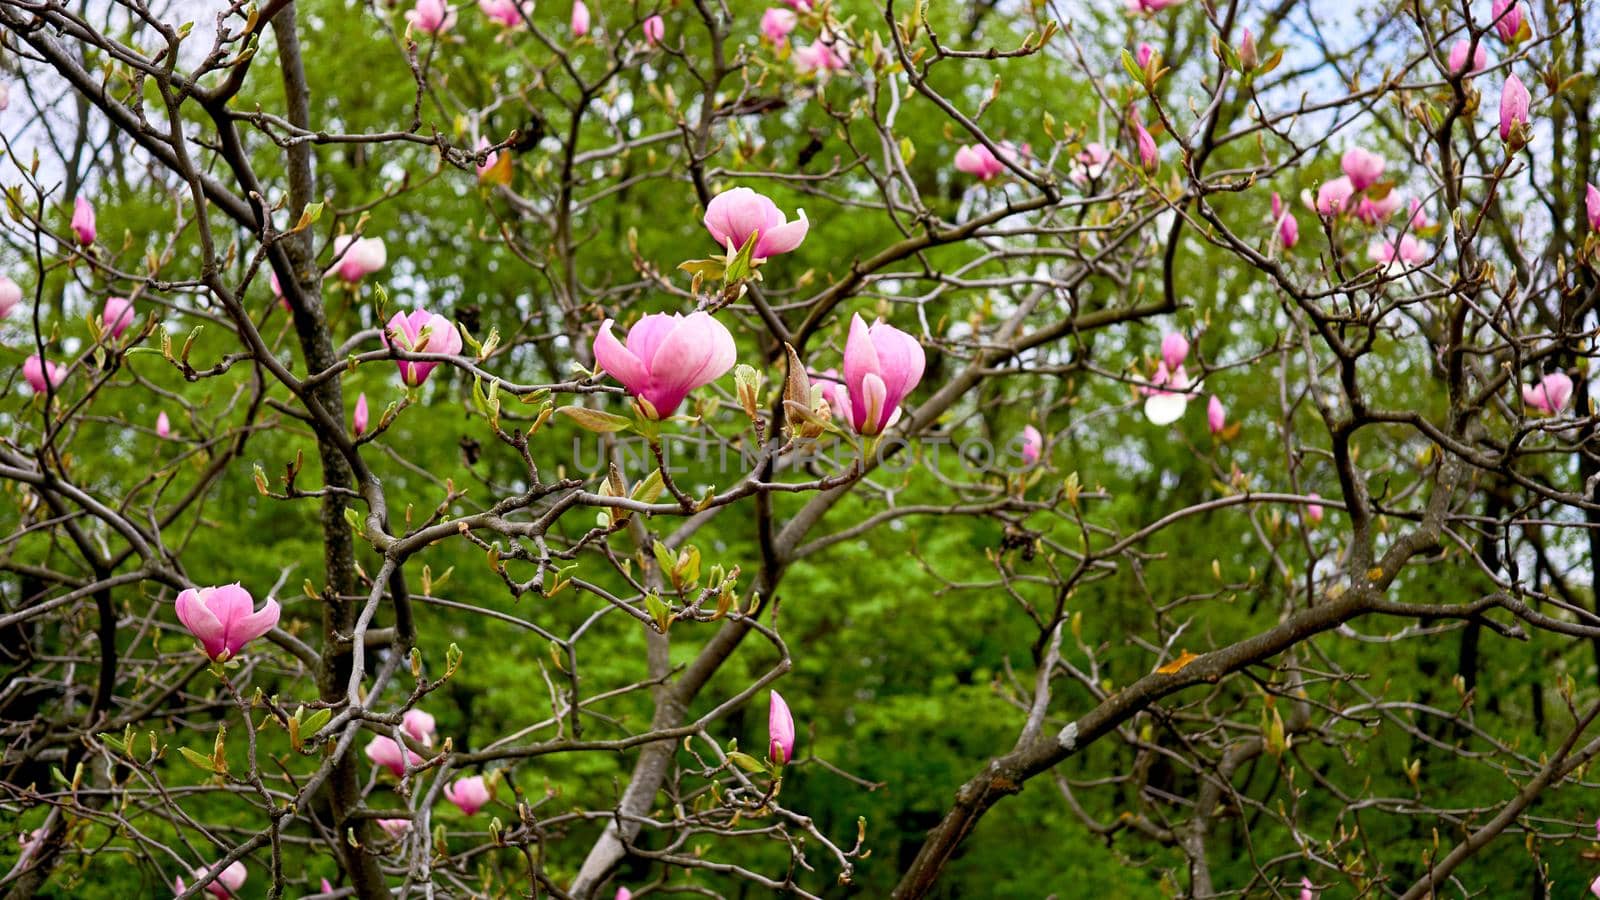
<box><xmin>2</xmin><ymin>0</ymin><xmax>1600</xmax><ymax>896</ymax></box>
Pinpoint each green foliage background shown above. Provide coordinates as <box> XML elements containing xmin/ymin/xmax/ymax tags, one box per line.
<box><xmin>3</xmin><ymin>0</ymin><xmax>1597</xmax><ymax>897</ymax></box>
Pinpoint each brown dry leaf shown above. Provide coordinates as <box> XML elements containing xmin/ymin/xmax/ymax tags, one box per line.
<box><xmin>1156</xmin><ymin>650</ymin><xmax>1200</xmax><ymax>675</ymax></box>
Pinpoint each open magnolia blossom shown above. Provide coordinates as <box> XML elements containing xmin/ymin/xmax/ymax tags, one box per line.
<box><xmin>702</xmin><ymin>187</ymin><xmax>809</xmax><ymax>260</ymax></box>
<box><xmin>402</xmin><ymin>708</ymin><xmax>436</xmax><ymax>744</ymax></box>
<box><xmin>443</xmin><ymin>774</ymin><xmax>493</xmax><ymax>815</ymax></box>
<box><xmin>760</xmin><ymin>7</ymin><xmax>795</xmax><ymax>42</ymax></box>
<box><xmin>102</xmin><ymin>295</ymin><xmax>134</xmax><ymax>338</ymax></box>
<box><xmin>1369</xmin><ymin>234</ymin><xmax>1430</xmax><ymax>271</ymax></box>
<box><xmin>954</xmin><ymin>144</ymin><xmax>1005</xmax><ymax>181</ymax></box>
<box><xmin>22</xmin><ymin>354</ymin><xmax>65</xmax><ymax>393</ymax></box>
<box><xmin>365</xmin><ymin>735</ymin><xmax>424</xmax><ymax>777</ymax></box>
<box><xmin>1522</xmin><ymin>372</ymin><xmax>1574</xmax><ymax>414</ymax></box>
<box><xmin>330</xmin><ymin>235</ymin><xmax>387</xmax><ymax>282</ymax></box>
<box><xmin>406</xmin><ymin>0</ymin><xmax>456</xmax><ymax>34</ymax></box>
<box><xmin>174</xmin><ymin>861</ymin><xmax>247</xmax><ymax>899</ymax></box>
<box><xmin>377</xmin><ymin>818</ymin><xmax>412</xmax><ymax>840</ymax></box>
<box><xmin>384</xmin><ymin>309</ymin><xmax>463</xmax><ymax>386</ymax></box>
<box><xmin>842</xmin><ymin>313</ymin><xmax>926</xmax><ymax>436</ymax></box>
<box><xmin>592</xmin><ymin>311</ymin><xmax>737</xmax><ymax>418</ymax></box>
<box><xmin>1140</xmin><ymin>363</ymin><xmax>1193</xmax><ymax>425</ymax></box>
<box><xmin>0</xmin><ymin>275</ymin><xmax>19</xmax><ymax>318</ymax></box>
<box><xmin>174</xmin><ymin>583</ymin><xmax>280</xmax><ymax>661</ymax></box>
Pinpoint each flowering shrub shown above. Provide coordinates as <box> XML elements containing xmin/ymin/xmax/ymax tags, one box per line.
<box><xmin>2</xmin><ymin>0</ymin><xmax>1599</xmax><ymax>897</ymax></box>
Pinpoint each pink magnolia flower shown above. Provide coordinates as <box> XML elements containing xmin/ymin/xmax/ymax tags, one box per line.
<box><xmin>22</xmin><ymin>355</ymin><xmax>66</xmax><ymax>393</ymax></box>
<box><xmin>406</xmin><ymin>0</ymin><xmax>456</xmax><ymax>34</ymax></box>
<box><xmin>320</xmin><ymin>879</ymin><xmax>334</xmax><ymax>895</ymax></box>
<box><xmin>1589</xmin><ymin>184</ymin><xmax>1600</xmax><ymax>232</ymax></box>
<box><xmin>1522</xmin><ymin>372</ymin><xmax>1573</xmax><ymax>415</ymax></box>
<box><xmin>1278</xmin><ymin>212</ymin><xmax>1299</xmax><ymax>248</ymax></box>
<box><xmin>1300</xmin><ymin>876</ymin><xmax>1315</xmax><ymax>900</ymax></box>
<box><xmin>703</xmin><ymin>187</ymin><xmax>809</xmax><ymax>259</ymax></box>
<box><xmin>1448</xmin><ymin>39</ymin><xmax>1488</xmax><ymax>75</ymax></box>
<box><xmin>954</xmin><ymin>144</ymin><xmax>1005</xmax><ymax>181</ymax></box>
<box><xmin>593</xmin><ymin>311</ymin><xmax>737</xmax><ymax>418</ymax></box>
<box><xmin>1270</xmin><ymin>192</ymin><xmax>1299</xmax><ymax>248</ymax></box>
<box><xmin>174</xmin><ymin>583</ymin><xmax>280</xmax><ymax>662</ymax></box>
<box><xmin>1207</xmin><ymin>395</ymin><xmax>1226</xmax><ymax>435</ymax></box>
<box><xmin>174</xmin><ymin>861</ymin><xmax>247</xmax><ymax>899</ymax></box>
<box><xmin>570</xmin><ymin>1</ymin><xmax>590</xmax><ymax>36</ymax></box>
<box><xmin>269</xmin><ymin>270</ymin><xmax>292</xmax><ymax>312</ymax></box>
<box><xmin>478</xmin><ymin>0</ymin><xmax>527</xmax><ymax>27</ymax></box>
<box><xmin>1237</xmin><ymin>28</ymin><xmax>1258</xmax><ymax>70</ymax></box>
<box><xmin>1409</xmin><ymin>198</ymin><xmax>1432</xmax><ymax>231</ymax></box>
<box><xmin>794</xmin><ymin>34</ymin><xmax>849</xmax><ymax>73</ymax></box>
<box><xmin>102</xmin><ymin>296</ymin><xmax>135</xmax><ymax>338</ymax></box>
<box><xmin>616</xmin><ymin>890</ymin><xmax>633</xmax><ymax>900</ymax></box>
<box><xmin>330</xmin><ymin>235</ymin><xmax>386</xmax><ymax>283</ymax></box>
<box><xmin>1125</xmin><ymin>0</ymin><xmax>1184</xmax><ymax>12</ymax></box>
<box><xmin>1306</xmin><ymin>494</ymin><xmax>1325</xmax><ymax>523</ymax></box>
<box><xmin>1315</xmin><ymin>176</ymin><xmax>1355</xmax><ymax>216</ymax></box>
<box><xmin>353</xmin><ymin>392</ymin><xmax>369</xmax><ymax>437</ymax></box>
<box><xmin>71</xmin><ymin>197</ymin><xmax>96</xmax><ymax>245</ymax></box>
<box><xmin>643</xmin><ymin>14</ymin><xmax>665</xmax><ymax>45</ymax></box>
<box><xmin>384</xmin><ymin>309</ymin><xmax>463</xmax><ymax>386</ymax></box>
<box><xmin>1020</xmin><ymin>424</ymin><xmax>1043</xmax><ymax>465</ymax></box>
<box><xmin>814</xmin><ymin>367</ymin><xmax>847</xmax><ymax>419</ymax></box>
<box><xmin>365</xmin><ymin>735</ymin><xmax>424</xmax><ymax>777</ymax></box>
<box><xmin>17</xmin><ymin>827</ymin><xmax>46</xmax><ymax>862</ymax></box>
<box><xmin>1134</xmin><ymin>42</ymin><xmax>1156</xmax><ymax>68</ymax></box>
<box><xmin>1491</xmin><ymin>0</ymin><xmax>1522</xmax><ymax>42</ymax></box>
<box><xmin>0</xmin><ymin>275</ymin><xmax>22</xmax><ymax>319</ymax></box>
<box><xmin>842</xmin><ymin>313</ymin><xmax>926</xmax><ymax>435</ymax></box>
<box><xmin>1499</xmin><ymin>73</ymin><xmax>1530</xmax><ymax>142</ymax></box>
<box><xmin>443</xmin><ymin>775</ymin><xmax>492</xmax><ymax>815</ymax></box>
<box><xmin>1590</xmin><ymin>873</ymin><xmax>1600</xmax><ymax>900</ymax></box>
<box><xmin>1369</xmin><ymin>234</ymin><xmax>1430</xmax><ymax>270</ymax></box>
<box><xmin>401</xmin><ymin>709</ymin><xmax>435</xmax><ymax>745</ymax></box>
<box><xmin>1134</xmin><ymin>121</ymin><xmax>1158</xmax><ymax>171</ymax></box>
<box><xmin>1160</xmin><ymin>332</ymin><xmax>1189</xmax><ymax>370</ymax></box>
<box><xmin>157</xmin><ymin>411</ymin><xmax>171</xmax><ymax>438</ymax></box>
<box><xmin>1139</xmin><ymin>362</ymin><xmax>1192</xmax><ymax>425</ymax></box>
<box><xmin>768</xmin><ymin>689</ymin><xmax>795</xmax><ymax>765</ymax></box>
<box><xmin>1071</xmin><ymin>142</ymin><xmax>1111</xmax><ymax>186</ymax></box>
<box><xmin>377</xmin><ymin>818</ymin><xmax>412</xmax><ymax>840</ymax></box>
<box><xmin>1352</xmin><ymin>191</ymin><xmax>1402</xmax><ymax>225</ymax></box>
<box><xmin>760</xmin><ymin>8</ymin><xmax>796</xmax><ymax>42</ymax></box>
<box><xmin>1341</xmin><ymin>148</ymin><xmax>1384</xmax><ymax>191</ymax></box>
<box><xmin>474</xmin><ymin>137</ymin><xmax>500</xmax><ymax>179</ymax></box>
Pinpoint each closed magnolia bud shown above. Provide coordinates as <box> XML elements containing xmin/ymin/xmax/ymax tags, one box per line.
<box><xmin>733</xmin><ymin>364</ymin><xmax>761</xmax><ymax>420</ymax></box>
<box><xmin>1238</xmin><ymin>28</ymin><xmax>1257</xmax><ymax>70</ymax></box>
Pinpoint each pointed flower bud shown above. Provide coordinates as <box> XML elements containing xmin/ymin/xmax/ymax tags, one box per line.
<box><xmin>71</xmin><ymin>197</ymin><xmax>96</xmax><ymax>245</ymax></box>
<box><xmin>102</xmin><ymin>296</ymin><xmax>134</xmax><ymax>339</ymax></box>
<box><xmin>768</xmin><ymin>689</ymin><xmax>795</xmax><ymax>765</ymax></box>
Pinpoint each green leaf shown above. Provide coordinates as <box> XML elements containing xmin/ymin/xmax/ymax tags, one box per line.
<box><xmin>555</xmin><ymin>405</ymin><xmax>633</xmax><ymax>433</ymax></box>
<box><xmin>179</xmin><ymin>746</ymin><xmax>216</xmax><ymax>772</ymax></box>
